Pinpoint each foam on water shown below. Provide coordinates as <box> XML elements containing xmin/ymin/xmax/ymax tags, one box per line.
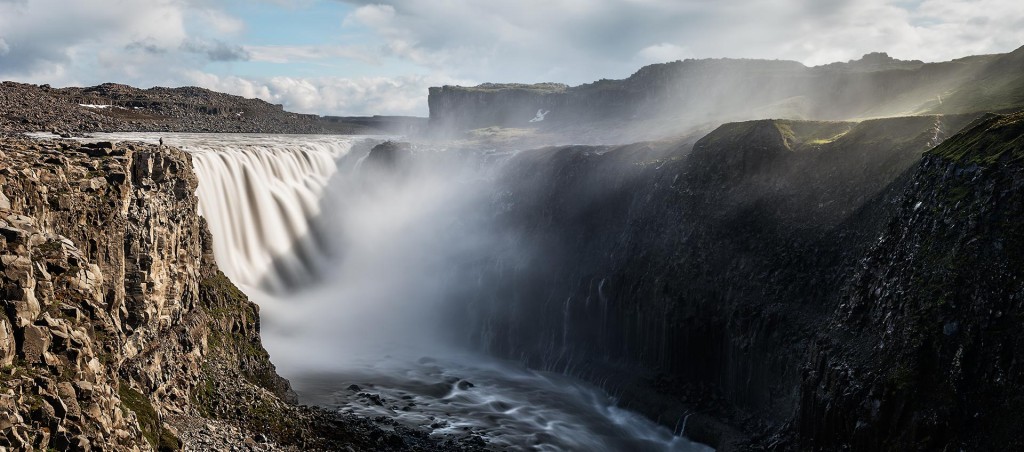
<box><xmin>297</xmin><ymin>351</ymin><xmax>712</xmax><ymax>452</ymax></box>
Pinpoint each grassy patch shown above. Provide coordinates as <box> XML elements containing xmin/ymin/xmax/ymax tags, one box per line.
<box><xmin>118</xmin><ymin>382</ymin><xmax>162</xmax><ymax>449</ymax></box>
<box><xmin>928</xmin><ymin>111</ymin><xmax>1024</xmax><ymax>164</ymax></box>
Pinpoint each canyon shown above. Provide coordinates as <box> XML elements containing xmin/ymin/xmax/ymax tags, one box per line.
<box><xmin>1</xmin><ymin>47</ymin><xmax>1023</xmax><ymax>451</ymax></box>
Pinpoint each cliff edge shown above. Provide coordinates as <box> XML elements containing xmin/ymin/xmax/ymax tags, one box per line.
<box><xmin>0</xmin><ymin>137</ymin><xmax>482</xmax><ymax>451</ymax></box>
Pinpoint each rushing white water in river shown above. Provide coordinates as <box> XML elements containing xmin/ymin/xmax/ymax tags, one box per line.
<box><xmin>82</xmin><ymin>133</ymin><xmax>713</xmax><ymax>452</ymax></box>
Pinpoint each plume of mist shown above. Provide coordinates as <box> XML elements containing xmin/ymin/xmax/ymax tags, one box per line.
<box><xmin>252</xmin><ymin>142</ymin><xmax>527</xmax><ymax>374</ymax></box>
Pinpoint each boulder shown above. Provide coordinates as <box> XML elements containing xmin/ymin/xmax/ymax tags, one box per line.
<box><xmin>21</xmin><ymin>324</ymin><xmax>51</xmax><ymax>364</ymax></box>
<box><xmin>0</xmin><ymin>317</ymin><xmax>13</xmax><ymax>366</ymax></box>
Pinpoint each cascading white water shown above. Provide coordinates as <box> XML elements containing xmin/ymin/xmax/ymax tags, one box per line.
<box><xmin>83</xmin><ymin>133</ymin><xmax>713</xmax><ymax>451</ymax></box>
<box><xmin>86</xmin><ymin>133</ymin><xmax>370</xmax><ymax>291</ymax></box>
<box><xmin>189</xmin><ymin>138</ymin><xmax>345</xmax><ymax>290</ymax></box>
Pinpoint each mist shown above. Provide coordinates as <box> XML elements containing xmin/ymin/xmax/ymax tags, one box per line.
<box><xmin>135</xmin><ymin>131</ymin><xmax>709</xmax><ymax>451</ymax></box>
<box><xmin>423</xmin><ymin>51</ymin><xmax>997</xmax><ymax>148</ymax></box>
<box><xmin>253</xmin><ymin>141</ymin><xmax>523</xmax><ymax>373</ymax></box>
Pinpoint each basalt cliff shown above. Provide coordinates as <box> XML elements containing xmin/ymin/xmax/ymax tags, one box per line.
<box><xmin>449</xmin><ymin>111</ymin><xmax>1024</xmax><ymax>450</ymax></box>
<box><xmin>0</xmin><ymin>138</ymin><xmax>481</xmax><ymax>451</ymax></box>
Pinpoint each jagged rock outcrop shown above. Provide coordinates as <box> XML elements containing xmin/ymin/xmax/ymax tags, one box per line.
<box><xmin>0</xmin><ymin>138</ymin><xmax>206</xmax><ymax>449</ymax></box>
<box><xmin>799</xmin><ymin>111</ymin><xmax>1024</xmax><ymax>450</ymax></box>
<box><xmin>459</xmin><ymin>113</ymin><xmax>979</xmax><ymax>449</ymax></box>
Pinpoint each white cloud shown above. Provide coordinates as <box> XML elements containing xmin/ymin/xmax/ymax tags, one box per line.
<box><xmin>2</xmin><ymin>0</ymin><xmax>1024</xmax><ymax>116</ymax></box>
<box><xmin>344</xmin><ymin>4</ymin><xmax>396</xmax><ymax>28</ymax></box>
<box><xmin>637</xmin><ymin>43</ymin><xmax>690</xmax><ymax>63</ymax></box>
<box><xmin>196</xmin><ymin>9</ymin><xmax>246</xmax><ymax>35</ymax></box>
<box><xmin>246</xmin><ymin>44</ymin><xmax>379</xmax><ymax>65</ymax></box>
<box><xmin>184</xmin><ymin>71</ymin><xmax>470</xmax><ymax>116</ymax></box>
<box><xmin>181</xmin><ymin>38</ymin><xmax>250</xmax><ymax>62</ymax></box>
<box><xmin>0</xmin><ymin>0</ymin><xmax>243</xmax><ymax>85</ymax></box>
<box><xmin>338</xmin><ymin>0</ymin><xmax>1024</xmax><ymax>82</ymax></box>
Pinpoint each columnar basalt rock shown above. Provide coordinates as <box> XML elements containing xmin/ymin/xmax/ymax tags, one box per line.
<box><xmin>467</xmin><ymin>114</ymin><xmax>983</xmax><ymax>449</ymax></box>
<box><xmin>0</xmin><ymin>138</ymin><xmax>229</xmax><ymax>448</ymax></box>
<box><xmin>0</xmin><ymin>137</ymin><xmax>484</xmax><ymax>451</ymax></box>
<box><xmin>799</xmin><ymin>111</ymin><xmax>1024</xmax><ymax>451</ymax></box>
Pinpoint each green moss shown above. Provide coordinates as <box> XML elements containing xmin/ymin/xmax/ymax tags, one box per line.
<box><xmin>190</xmin><ymin>367</ymin><xmax>292</xmax><ymax>439</ymax></box>
<box><xmin>775</xmin><ymin>122</ymin><xmax>797</xmax><ymax>147</ymax></box>
<box><xmin>199</xmin><ymin>272</ymin><xmax>281</xmax><ymax>394</ymax></box>
<box><xmin>159</xmin><ymin>428</ymin><xmax>183</xmax><ymax>451</ymax></box>
<box><xmin>696</xmin><ymin>119</ymin><xmax>856</xmax><ymax>153</ymax></box>
<box><xmin>461</xmin><ymin>82</ymin><xmax>568</xmax><ymax>93</ymax></box>
<box><xmin>928</xmin><ymin>111</ymin><xmax>1024</xmax><ymax>164</ymax></box>
<box><xmin>945</xmin><ymin>185</ymin><xmax>972</xmax><ymax>203</ymax></box>
<box><xmin>191</xmin><ymin>371</ymin><xmax>217</xmax><ymax>417</ymax></box>
<box><xmin>931</xmin><ymin>71</ymin><xmax>1024</xmax><ymax>115</ymax></box>
<box><xmin>118</xmin><ymin>382</ymin><xmax>161</xmax><ymax>449</ymax></box>
<box><xmin>200</xmin><ymin>272</ymin><xmax>248</xmax><ymax>311</ymax></box>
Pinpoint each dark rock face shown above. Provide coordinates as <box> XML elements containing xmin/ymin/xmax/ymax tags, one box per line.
<box><xmin>365</xmin><ymin>140</ymin><xmax>415</xmax><ymax>169</ymax></box>
<box><xmin>427</xmin><ymin>47</ymin><xmax>1024</xmax><ymax>138</ymax></box>
<box><xmin>428</xmin><ymin>83</ymin><xmax>568</xmax><ymax>132</ymax></box>
<box><xmin>462</xmin><ymin>113</ymin><xmax>984</xmax><ymax>448</ymax></box>
<box><xmin>800</xmin><ymin>111</ymin><xmax>1024</xmax><ymax>450</ymax></box>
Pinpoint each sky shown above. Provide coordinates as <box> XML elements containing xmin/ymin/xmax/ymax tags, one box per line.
<box><xmin>1</xmin><ymin>0</ymin><xmax>1023</xmax><ymax>116</ymax></box>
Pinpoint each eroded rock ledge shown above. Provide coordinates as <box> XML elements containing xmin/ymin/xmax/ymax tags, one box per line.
<box><xmin>0</xmin><ymin>138</ymin><xmax>482</xmax><ymax>451</ymax></box>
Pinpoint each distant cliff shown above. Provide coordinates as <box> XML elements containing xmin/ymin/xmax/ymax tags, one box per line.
<box><xmin>0</xmin><ymin>82</ymin><xmax>421</xmax><ymax>136</ymax></box>
<box><xmin>428</xmin><ymin>47</ymin><xmax>1024</xmax><ymax>139</ymax></box>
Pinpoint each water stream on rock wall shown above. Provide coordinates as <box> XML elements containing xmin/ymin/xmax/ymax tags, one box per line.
<box><xmin>87</xmin><ymin>133</ymin><xmax>712</xmax><ymax>451</ymax></box>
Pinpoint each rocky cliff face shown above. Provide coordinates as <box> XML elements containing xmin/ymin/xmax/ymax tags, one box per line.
<box><xmin>0</xmin><ymin>138</ymin><xmax>475</xmax><ymax>451</ymax></box>
<box><xmin>0</xmin><ymin>138</ymin><xmax>210</xmax><ymax>449</ymax></box>
<box><xmin>462</xmin><ymin>113</ymin><xmax>982</xmax><ymax>449</ymax></box>
<box><xmin>428</xmin><ymin>83</ymin><xmax>568</xmax><ymax>132</ymax></box>
<box><xmin>427</xmin><ymin>47</ymin><xmax>1024</xmax><ymax>139</ymax></box>
<box><xmin>800</xmin><ymin>111</ymin><xmax>1024</xmax><ymax>450</ymax></box>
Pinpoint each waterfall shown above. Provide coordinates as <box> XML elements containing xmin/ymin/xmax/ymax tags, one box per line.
<box><xmin>86</xmin><ymin>133</ymin><xmax>375</xmax><ymax>291</ymax></box>
<box><xmin>188</xmin><ymin>138</ymin><xmax>357</xmax><ymax>291</ymax></box>
<box><xmin>79</xmin><ymin>133</ymin><xmax>712</xmax><ymax>451</ymax></box>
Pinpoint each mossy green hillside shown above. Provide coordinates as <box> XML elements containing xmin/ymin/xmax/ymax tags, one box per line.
<box><xmin>928</xmin><ymin>111</ymin><xmax>1024</xmax><ymax>164</ymax></box>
